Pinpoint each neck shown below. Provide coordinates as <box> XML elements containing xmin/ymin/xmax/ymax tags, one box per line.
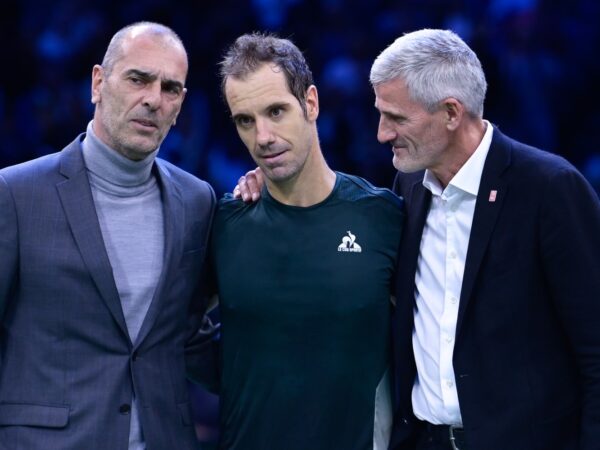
<box><xmin>266</xmin><ymin>146</ymin><xmax>336</xmax><ymax>207</ymax></box>
<box><xmin>432</xmin><ymin>118</ymin><xmax>487</xmax><ymax>188</ymax></box>
<box><xmin>83</xmin><ymin>121</ymin><xmax>157</xmax><ymax>187</ymax></box>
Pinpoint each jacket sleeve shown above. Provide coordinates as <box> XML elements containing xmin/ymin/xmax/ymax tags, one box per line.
<box><xmin>185</xmin><ymin>310</ymin><xmax>220</xmax><ymax>393</ymax></box>
<box><xmin>539</xmin><ymin>166</ymin><xmax>600</xmax><ymax>448</ymax></box>
<box><xmin>0</xmin><ymin>174</ymin><xmax>18</xmax><ymax>326</ymax></box>
<box><xmin>184</xmin><ymin>181</ymin><xmax>221</xmax><ymax>393</ymax></box>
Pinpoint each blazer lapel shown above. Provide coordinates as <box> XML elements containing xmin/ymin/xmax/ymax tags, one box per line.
<box><xmin>398</xmin><ymin>179</ymin><xmax>431</xmax><ymax>305</ymax></box>
<box><xmin>392</xmin><ymin>175</ymin><xmax>430</xmax><ymax>410</ymax></box>
<box><xmin>56</xmin><ymin>137</ymin><xmax>130</xmax><ymax>340</ymax></box>
<box><xmin>134</xmin><ymin>160</ymin><xmax>185</xmax><ymax>346</ymax></box>
<box><xmin>456</xmin><ymin>128</ymin><xmax>511</xmax><ymax>335</ymax></box>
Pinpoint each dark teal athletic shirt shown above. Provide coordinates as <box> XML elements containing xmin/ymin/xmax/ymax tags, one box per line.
<box><xmin>211</xmin><ymin>172</ymin><xmax>404</xmax><ymax>450</ymax></box>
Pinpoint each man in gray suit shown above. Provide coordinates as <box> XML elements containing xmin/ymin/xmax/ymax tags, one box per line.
<box><xmin>0</xmin><ymin>22</ymin><xmax>215</xmax><ymax>450</ymax></box>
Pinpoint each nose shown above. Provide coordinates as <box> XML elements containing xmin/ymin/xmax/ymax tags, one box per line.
<box><xmin>377</xmin><ymin>115</ymin><xmax>395</xmax><ymax>144</ymax></box>
<box><xmin>255</xmin><ymin>118</ymin><xmax>275</xmax><ymax>148</ymax></box>
<box><xmin>142</xmin><ymin>81</ymin><xmax>162</xmax><ymax>111</ymax></box>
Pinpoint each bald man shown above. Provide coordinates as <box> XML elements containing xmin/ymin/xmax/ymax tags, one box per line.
<box><xmin>0</xmin><ymin>22</ymin><xmax>215</xmax><ymax>450</ymax></box>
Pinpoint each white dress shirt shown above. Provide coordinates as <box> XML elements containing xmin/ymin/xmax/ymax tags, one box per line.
<box><xmin>411</xmin><ymin>121</ymin><xmax>493</xmax><ymax>426</ymax></box>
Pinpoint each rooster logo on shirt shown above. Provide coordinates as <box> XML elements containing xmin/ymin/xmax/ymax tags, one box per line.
<box><xmin>338</xmin><ymin>231</ymin><xmax>362</xmax><ymax>253</ymax></box>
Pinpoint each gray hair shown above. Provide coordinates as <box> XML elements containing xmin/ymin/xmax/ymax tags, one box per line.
<box><xmin>370</xmin><ymin>29</ymin><xmax>487</xmax><ymax>118</ymax></box>
<box><xmin>101</xmin><ymin>22</ymin><xmax>187</xmax><ymax>75</ymax></box>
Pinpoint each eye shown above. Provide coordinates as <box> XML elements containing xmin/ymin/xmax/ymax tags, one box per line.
<box><xmin>163</xmin><ymin>83</ymin><xmax>182</xmax><ymax>96</ymax></box>
<box><xmin>270</xmin><ymin>106</ymin><xmax>283</xmax><ymax>118</ymax></box>
<box><xmin>129</xmin><ymin>76</ymin><xmax>144</xmax><ymax>85</ymax></box>
<box><xmin>235</xmin><ymin>116</ymin><xmax>254</xmax><ymax>128</ymax></box>
<box><xmin>384</xmin><ymin>112</ymin><xmax>405</xmax><ymax>124</ymax></box>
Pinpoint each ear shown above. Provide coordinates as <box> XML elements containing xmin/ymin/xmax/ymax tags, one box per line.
<box><xmin>91</xmin><ymin>64</ymin><xmax>104</xmax><ymax>104</ymax></box>
<box><xmin>173</xmin><ymin>87</ymin><xmax>188</xmax><ymax>126</ymax></box>
<box><xmin>181</xmin><ymin>87</ymin><xmax>187</xmax><ymax>104</ymax></box>
<box><xmin>442</xmin><ymin>98</ymin><xmax>464</xmax><ymax>131</ymax></box>
<box><xmin>305</xmin><ymin>85</ymin><xmax>319</xmax><ymax>121</ymax></box>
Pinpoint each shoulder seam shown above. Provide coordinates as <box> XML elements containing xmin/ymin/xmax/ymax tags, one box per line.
<box><xmin>339</xmin><ymin>172</ymin><xmax>404</xmax><ymax>208</ymax></box>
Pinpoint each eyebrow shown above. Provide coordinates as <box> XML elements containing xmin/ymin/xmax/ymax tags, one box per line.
<box><xmin>267</xmin><ymin>101</ymin><xmax>289</xmax><ymax>111</ymax></box>
<box><xmin>382</xmin><ymin>110</ymin><xmax>405</xmax><ymax>120</ymax></box>
<box><xmin>124</xmin><ymin>69</ymin><xmax>184</xmax><ymax>92</ymax></box>
<box><xmin>375</xmin><ymin>102</ymin><xmax>405</xmax><ymax>119</ymax></box>
<box><xmin>230</xmin><ymin>101</ymin><xmax>291</xmax><ymax>121</ymax></box>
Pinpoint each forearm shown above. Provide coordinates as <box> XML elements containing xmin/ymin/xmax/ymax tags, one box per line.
<box><xmin>185</xmin><ymin>312</ymin><xmax>221</xmax><ymax>393</ymax></box>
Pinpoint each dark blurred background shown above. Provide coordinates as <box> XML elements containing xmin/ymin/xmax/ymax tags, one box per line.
<box><xmin>1</xmin><ymin>0</ymin><xmax>599</xmax><ymax>447</ymax></box>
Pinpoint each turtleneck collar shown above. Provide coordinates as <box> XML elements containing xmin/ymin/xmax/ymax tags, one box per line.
<box><xmin>82</xmin><ymin>120</ymin><xmax>159</xmax><ymax>188</ymax></box>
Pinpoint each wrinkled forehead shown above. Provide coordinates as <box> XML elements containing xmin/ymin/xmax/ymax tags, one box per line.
<box><xmin>374</xmin><ymin>77</ymin><xmax>429</xmax><ymax>117</ymax></box>
<box><xmin>117</xmin><ymin>33</ymin><xmax>188</xmax><ymax>81</ymax></box>
<box><xmin>226</xmin><ymin>64</ymin><xmax>291</xmax><ymax>102</ymax></box>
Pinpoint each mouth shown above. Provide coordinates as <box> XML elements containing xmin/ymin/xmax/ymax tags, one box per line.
<box><xmin>263</xmin><ymin>150</ymin><xmax>285</xmax><ymax>159</ymax></box>
<box><xmin>131</xmin><ymin>118</ymin><xmax>158</xmax><ymax>130</ymax></box>
<box><xmin>261</xmin><ymin>150</ymin><xmax>287</xmax><ymax>164</ymax></box>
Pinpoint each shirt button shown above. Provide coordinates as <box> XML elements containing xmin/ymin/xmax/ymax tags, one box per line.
<box><xmin>119</xmin><ymin>404</ymin><xmax>131</xmax><ymax>414</ymax></box>
<box><xmin>450</xmin><ymin>297</ymin><xmax>458</xmax><ymax>304</ymax></box>
<box><xmin>445</xmin><ymin>335</ymin><xmax>453</xmax><ymax>343</ymax></box>
<box><xmin>449</xmin><ymin>251</ymin><xmax>457</xmax><ymax>259</ymax></box>
<box><xmin>446</xmin><ymin>380</ymin><xmax>454</xmax><ymax>388</ymax></box>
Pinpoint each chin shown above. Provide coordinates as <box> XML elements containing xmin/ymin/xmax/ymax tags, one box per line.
<box><xmin>393</xmin><ymin>159</ymin><xmax>422</xmax><ymax>174</ymax></box>
<box><xmin>392</xmin><ymin>157</ymin><xmax>405</xmax><ymax>172</ymax></box>
<box><xmin>264</xmin><ymin>167</ymin><xmax>296</xmax><ymax>183</ymax></box>
<box><xmin>127</xmin><ymin>139</ymin><xmax>159</xmax><ymax>154</ymax></box>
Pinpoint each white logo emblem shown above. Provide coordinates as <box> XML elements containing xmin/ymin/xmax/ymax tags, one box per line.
<box><xmin>338</xmin><ymin>231</ymin><xmax>362</xmax><ymax>253</ymax></box>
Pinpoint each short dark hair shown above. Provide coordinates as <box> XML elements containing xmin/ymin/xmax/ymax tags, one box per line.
<box><xmin>219</xmin><ymin>32</ymin><xmax>314</xmax><ymax>117</ymax></box>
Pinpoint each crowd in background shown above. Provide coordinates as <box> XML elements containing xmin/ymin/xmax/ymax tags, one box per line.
<box><xmin>1</xmin><ymin>0</ymin><xmax>599</xmax><ymax>196</ymax></box>
<box><xmin>1</xmin><ymin>0</ymin><xmax>599</xmax><ymax>447</ymax></box>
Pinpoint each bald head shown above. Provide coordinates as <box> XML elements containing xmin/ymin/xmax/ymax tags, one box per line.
<box><xmin>101</xmin><ymin>22</ymin><xmax>188</xmax><ymax>77</ymax></box>
<box><xmin>90</xmin><ymin>21</ymin><xmax>188</xmax><ymax>161</ymax></box>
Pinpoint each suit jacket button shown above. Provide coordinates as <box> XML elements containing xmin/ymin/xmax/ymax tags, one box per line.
<box><xmin>132</xmin><ymin>351</ymin><xmax>138</xmax><ymax>362</ymax></box>
<box><xmin>119</xmin><ymin>404</ymin><xmax>131</xmax><ymax>414</ymax></box>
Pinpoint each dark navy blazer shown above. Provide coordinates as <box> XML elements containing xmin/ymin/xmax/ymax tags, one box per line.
<box><xmin>389</xmin><ymin>127</ymin><xmax>600</xmax><ymax>450</ymax></box>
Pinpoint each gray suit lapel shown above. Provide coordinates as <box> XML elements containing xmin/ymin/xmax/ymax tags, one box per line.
<box><xmin>134</xmin><ymin>160</ymin><xmax>185</xmax><ymax>347</ymax></box>
<box><xmin>56</xmin><ymin>137</ymin><xmax>130</xmax><ymax>340</ymax></box>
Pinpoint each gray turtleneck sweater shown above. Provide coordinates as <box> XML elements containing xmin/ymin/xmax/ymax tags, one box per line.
<box><xmin>82</xmin><ymin>121</ymin><xmax>164</xmax><ymax>450</ymax></box>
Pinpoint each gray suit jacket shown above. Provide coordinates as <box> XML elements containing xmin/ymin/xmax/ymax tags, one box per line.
<box><xmin>0</xmin><ymin>135</ymin><xmax>216</xmax><ymax>450</ymax></box>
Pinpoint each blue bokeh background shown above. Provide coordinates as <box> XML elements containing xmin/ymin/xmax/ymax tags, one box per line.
<box><xmin>1</xmin><ymin>0</ymin><xmax>599</xmax><ymax>197</ymax></box>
